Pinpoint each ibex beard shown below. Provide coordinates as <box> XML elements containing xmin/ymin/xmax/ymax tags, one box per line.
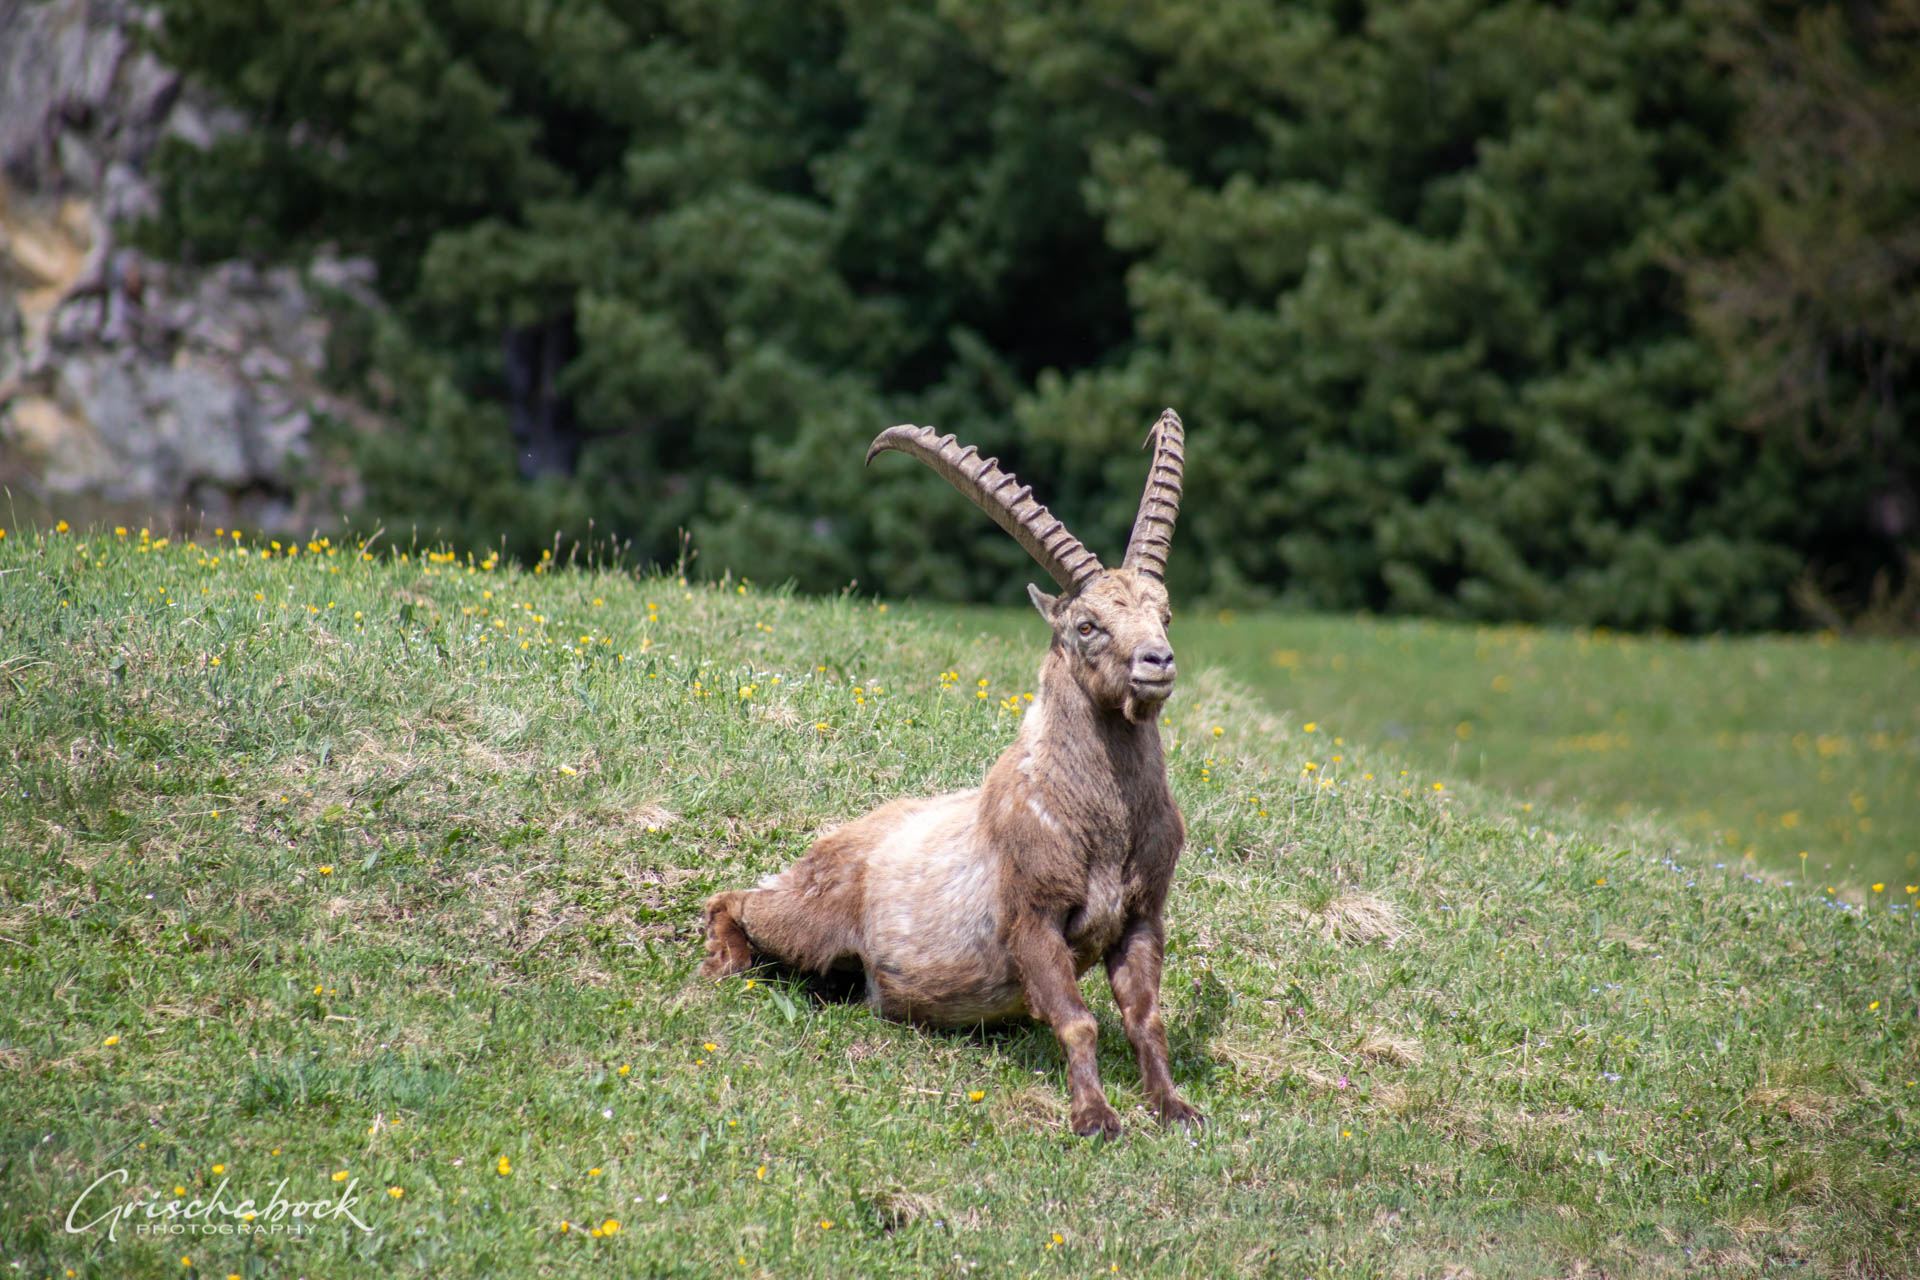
<box><xmin>702</xmin><ymin>410</ymin><xmax>1201</xmax><ymax>1138</ymax></box>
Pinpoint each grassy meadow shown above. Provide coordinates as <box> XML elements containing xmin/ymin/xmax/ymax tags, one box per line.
<box><xmin>2</xmin><ymin>522</ymin><xmax>1917</xmax><ymax>1278</ymax></box>
<box><xmin>1180</xmin><ymin>614</ymin><xmax>1920</xmax><ymax>894</ymax></box>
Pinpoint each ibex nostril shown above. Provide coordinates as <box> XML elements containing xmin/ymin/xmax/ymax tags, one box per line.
<box><xmin>1135</xmin><ymin>646</ymin><xmax>1175</xmax><ymax>675</ymax></box>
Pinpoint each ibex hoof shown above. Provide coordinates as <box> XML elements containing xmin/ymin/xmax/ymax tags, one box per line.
<box><xmin>699</xmin><ymin>899</ymin><xmax>753</xmax><ymax>978</ymax></box>
<box><xmin>1154</xmin><ymin>1096</ymin><xmax>1205</xmax><ymax>1131</ymax></box>
<box><xmin>1070</xmin><ymin>1101</ymin><xmax>1124</xmax><ymax>1140</ymax></box>
<box><xmin>698</xmin><ymin>949</ymin><xmax>750</xmax><ymax>979</ymax></box>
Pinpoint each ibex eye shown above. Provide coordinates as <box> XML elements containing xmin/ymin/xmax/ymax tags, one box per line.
<box><xmin>1077</xmin><ymin>622</ymin><xmax>1094</xmax><ymax>636</ymax></box>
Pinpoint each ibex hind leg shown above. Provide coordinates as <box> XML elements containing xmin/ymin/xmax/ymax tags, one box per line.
<box><xmin>699</xmin><ymin>878</ymin><xmax>864</xmax><ymax>980</ymax></box>
<box><xmin>699</xmin><ymin>891</ymin><xmax>755</xmax><ymax>978</ymax></box>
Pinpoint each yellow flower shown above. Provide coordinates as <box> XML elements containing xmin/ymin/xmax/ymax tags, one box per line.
<box><xmin>496</xmin><ymin>1156</ymin><xmax>512</xmax><ymax>1176</ymax></box>
<box><xmin>318</xmin><ymin>865</ymin><xmax>333</xmax><ymax>875</ymax></box>
<box><xmin>103</xmin><ymin>1035</ymin><xmax>119</xmax><ymax>1046</ymax></box>
<box><xmin>618</xmin><ymin>1063</ymin><xmax>631</xmax><ymax>1075</ymax></box>
<box><xmin>560</xmin><ymin>1220</ymin><xmax>571</xmax><ymax>1232</ymax></box>
<box><xmin>56</xmin><ymin>520</ymin><xmax>69</xmax><ymax>532</ymax></box>
<box><xmin>332</xmin><ymin>1170</ymin><xmax>348</xmax><ymax>1182</ymax></box>
<box><xmin>589</xmin><ymin>1167</ymin><xmax>602</xmax><ymax>1176</ymax></box>
<box><xmin>819</xmin><ymin>1220</ymin><xmax>833</xmax><ymax>1230</ymax></box>
<box><xmin>388</xmin><ymin>1186</ymin><xmax>403</xmax><ymax>1199</ymax></box>
<box><xmin>1303</xmin><ymin>722</ymin><xmax>1316</xmax><ymax>732</ymax></box>
<box><xmin>703</xmin><ymin>1042</ymin><xmax>717</xmax><ymax>1052</ymax></box>
<box><xmin>968</xmin><ymin>1090</ymin><xmax>985</xmax><ymax>1102</ymax></box>
<box><xmin>115</xmin><ymin>526</ymin><xmax>127</xmax><ymax>536</ymax></box>
<box><xmin>211</xmin><ymin>1164</ymin><xmax>225</xmax><ymax>1175</ymax></box>
<box><xmin>1870</xmin><ymin>1001</ymin><xmax>1881</xmax><ymax>1011</ymax></box>
<box><xmin>1872</xmin><ymin>883</ymin><xmax>1884</xmax><ymax>893</ymax></box>
<box><xmin>602</xmin><ymin>1219</ymin><xmax>621</xmax><ymax>1235</ymax></box>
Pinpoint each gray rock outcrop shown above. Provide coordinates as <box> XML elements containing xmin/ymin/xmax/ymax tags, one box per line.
<box><xmin>0</xmin><ymin>0</ymin><xmax>365</xmax><ymax>530</ymax></box>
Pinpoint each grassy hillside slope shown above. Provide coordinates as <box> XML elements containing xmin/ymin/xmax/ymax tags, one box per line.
<box><xmin>1</xmin><ymin>526</ymin><xmax>1916</xmax><ymax>1278</ymax></box>
<box><xmin>1177</xmin><ymin>614</ymin><xmax>1920</xmax><ymax>891</ymax></box>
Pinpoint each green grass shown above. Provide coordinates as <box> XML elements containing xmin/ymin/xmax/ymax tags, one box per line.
<box><xmin>1179</xmin><ymin>612</ymin><xmax>1920</xmax><ymax>892</ymax></box>
<box><xmin>2</xmin><ymin>524</ymin><xmax>1917</xmax><ymax>1278</ymax></box>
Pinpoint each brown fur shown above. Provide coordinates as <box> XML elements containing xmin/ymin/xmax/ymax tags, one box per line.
<box><xmin>701</xmin><ymin>570</ymin><xmax>1200</xmax><ymax>1137</ymax></box>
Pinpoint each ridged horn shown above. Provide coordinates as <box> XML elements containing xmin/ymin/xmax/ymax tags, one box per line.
<box><xmin>1121</xmin><ymin>408</ymin><xmax>1185</xmax><ymax>580</ymax></box>
<box><xmin>866</xmin><ymin>424</ymin><xmax>1104</xmax><ymax>593</ymax></box>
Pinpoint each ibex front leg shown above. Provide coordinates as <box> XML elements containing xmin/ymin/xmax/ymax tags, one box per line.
<box><xmin>1008</xmin><ymin>911</ymin><xmax>1123</xmax><ymax>1139</ymax></box>
<box><xmin>1106</xmin><ymin>916</ymin><xmax>1203</xmax><ymax>1128</ymax></box>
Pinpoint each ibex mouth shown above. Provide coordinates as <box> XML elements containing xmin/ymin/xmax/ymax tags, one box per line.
<box><xmin>1123</xmin><ymin>677</ymin><xmax>1174</xmax><ymax>723</ymax></box>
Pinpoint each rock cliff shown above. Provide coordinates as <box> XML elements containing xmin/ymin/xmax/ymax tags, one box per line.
<box><xmin>0</xmin><ymin>0</ymin><xmax>364</xmax><ymax>530</ymax></box>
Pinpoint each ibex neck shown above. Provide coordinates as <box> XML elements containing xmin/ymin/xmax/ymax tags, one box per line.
<box><xmin>1025</xmin><ymin>647</ymin><xmax>1165</xmax><ymax>782</ymax></box>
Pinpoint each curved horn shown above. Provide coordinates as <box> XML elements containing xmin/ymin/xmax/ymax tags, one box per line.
<box><xmin>866</xmin><ymin>425</ymin><xmax>1104</xmax><ymax>592</ymax></box>
<box><xmin>1121</xmin><ymin>408</ymin><xmax>1185</xmax><ymax>580</ymax></box>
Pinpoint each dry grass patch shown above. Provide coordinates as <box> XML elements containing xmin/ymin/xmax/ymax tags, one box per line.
<box><xmin>1357</xmin><ymin>1031</ymin><xmax>1423</xmax><ymax>1067</ymax></box>
<box><xmin>1372</xmin><ymin>1083</ymin><xmax>1452</xmax><ymax>1122</ymax></box>
<box><xmin>990</xmin><ymin>1083</ymin><xmax>1066</xmax><ymax>1132</ymax></box>
<box><xmin>1746</xmin><ymin>1083</ymin><xmax>1839</xmax><ymax>1128</ymax></box>
<box><xmin>1215</xmin><ymin>1039</ymin><xmax>1352</xmax><ymax>1093</ymax></box>
<box><xmin>625</xmin><ymin>801</ymin><xmax>681</xmax><ymax>830</ymax></box>
<box><xmin>751</xmin><ymin>701</ymin><xmax>804</xmax><ymax>729</ymax></box>
<box><xmin>1317</xmin><ymin>891</ymin><xmax>1406</xmax><ymax>946</ymax></box>
<box><xmin>864</xmin><ymin>1184</ymin><xmax>945</xmax><ymax>1234</ymax></box>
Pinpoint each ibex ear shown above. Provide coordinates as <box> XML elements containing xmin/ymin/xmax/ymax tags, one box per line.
<box><xmin>1026</xmin><ymin>582</ymin><xmax>1061</xmax><ymax>622</ymax></box>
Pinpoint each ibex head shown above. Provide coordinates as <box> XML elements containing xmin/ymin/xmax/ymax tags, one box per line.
<box><xmin>867</xmin><ymin>409</ymin><xmax>1186</xmax><ymax>723</ymax></box>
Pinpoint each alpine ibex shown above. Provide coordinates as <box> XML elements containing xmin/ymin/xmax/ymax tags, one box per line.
<box><xmin>702</xmin><ymin>410</ymin><xmax>1199</xmax><ymax>1138</ymax></box>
